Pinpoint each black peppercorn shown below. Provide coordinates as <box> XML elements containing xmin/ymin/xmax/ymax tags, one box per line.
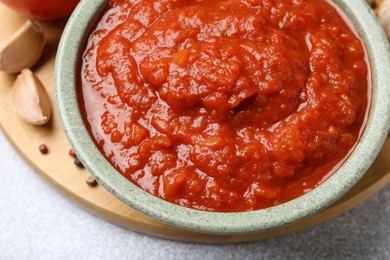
<box><xmin>74</xmin><ymin>157</ymin><xmax>84</xmax><ymax>168</ymax></box>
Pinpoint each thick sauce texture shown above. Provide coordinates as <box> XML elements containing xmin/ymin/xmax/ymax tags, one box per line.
<box><xmin>80</xmin><ymin>0</ymin><xmax>370</xmax><ymax>212</ymax></box>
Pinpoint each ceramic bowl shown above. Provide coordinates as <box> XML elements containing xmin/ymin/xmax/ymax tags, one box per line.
<box><xmin>55</xmin><ymin>0</ymin><xmax>390</xmax><ymax>234</ymax></box>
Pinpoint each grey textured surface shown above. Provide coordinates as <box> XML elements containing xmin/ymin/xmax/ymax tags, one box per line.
<box><xmin>2</xmin><ymin>132</ymin><xmax>390</xmax><ymax>259</ymax></box>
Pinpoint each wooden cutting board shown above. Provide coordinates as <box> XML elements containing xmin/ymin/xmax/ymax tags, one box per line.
<box><xmin>0</xmin><ymin>1</ymin><xmax>388</xmax><ymax>243</ymax></box>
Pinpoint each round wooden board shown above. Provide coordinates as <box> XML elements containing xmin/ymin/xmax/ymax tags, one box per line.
<box><xmin>0</xmin><ymin>1</ymin><xmax>389</xmax><ymax>244</ymax></box>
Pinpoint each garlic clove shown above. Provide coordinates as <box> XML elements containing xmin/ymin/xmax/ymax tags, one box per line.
<box><xmin>379</xmin><ymin>0</ymin><xmax>390</xmax><ymax>39</ymax></box>
<box><xmin>12</xmin><ymin>69</ymin><xmax>52</xmax><ymax>125</ymax></box>
<box><xmin>0</xmin><ymin>20</ymin><xmax>45</xmax><ymax>73</ymax></box>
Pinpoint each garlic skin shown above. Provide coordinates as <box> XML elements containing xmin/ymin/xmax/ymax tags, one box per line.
<box><xmin>379</xmin><ymin>0</ymin><xmax>390</xmax><ymax>39</ymax></box>
<box><xmin>12</xmin><ymin>69</ymin><xmax>52</xmax><ymax>125</ymax></box>
<box><xmin>0</xmin><ymin>20</ymin><xmax>45</xmax><ymax>73</ymax></box>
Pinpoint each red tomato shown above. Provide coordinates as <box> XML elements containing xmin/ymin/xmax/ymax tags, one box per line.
<box><xmin>0</xmin><ymin>0</ymin><xmax>80</xmax><ymax>20</ymax></box>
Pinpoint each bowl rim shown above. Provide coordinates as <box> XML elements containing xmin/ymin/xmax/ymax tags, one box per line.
<box><xmin>55</xmin><ymin>0</ymin><xmax>390</xmax><ymax>234</ymax></box>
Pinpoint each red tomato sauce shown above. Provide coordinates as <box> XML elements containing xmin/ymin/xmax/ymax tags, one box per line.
<box><xmin>80</xmin><ymin>0</ymin><xmax>370</xmax><ymax>212</ymax></box>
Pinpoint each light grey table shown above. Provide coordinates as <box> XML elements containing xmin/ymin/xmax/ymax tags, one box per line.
<box><xmin>1</xmin><ymin>131</ymin><xmax>390</xmax><ymax>260</ymax></box>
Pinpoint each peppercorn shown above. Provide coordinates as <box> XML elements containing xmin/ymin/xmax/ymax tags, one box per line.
<box><xmin>69</xmin><ymin>149</ymin><xmax>77</xmax><ymax>158</ymax></box>
<box><xmin>86</xmin><ymin>176</ymin><xmax>98</xmax><ymax>187</ymax></box>
<box><xmin>367</xmin><ymin>0</ymin><xmax>377</xmax><ymax>9</ymax></box>
<box><xmin>74</xmin><ymin>157</ymin><xmax>84</xmax><ymax>168</ymax></box>
<box><xmin>39</xmin><ymin>144</ymin><xmax>48</xmax><ymax>154</ymax></box>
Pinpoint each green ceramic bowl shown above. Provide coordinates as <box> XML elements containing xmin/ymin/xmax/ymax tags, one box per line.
<box><xmin>55</xmin><ymin>0</ymin><xmax>390</xmax><ymax>234</ymax></box>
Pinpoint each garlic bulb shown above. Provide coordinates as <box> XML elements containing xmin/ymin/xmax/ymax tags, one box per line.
<box><xmin>0</xmin><ymin>20</ymin><xmax>45</xmax><ymax>73</ymax></box>
<box><xmin>379</xmin><ymin>0</ymin><xmax>390</xmax><ymax>39</ymax></box>
<box><xmin>12</xmin><ymin>69</ymin><xmax>52</xmax><ymax>125</ymax></box>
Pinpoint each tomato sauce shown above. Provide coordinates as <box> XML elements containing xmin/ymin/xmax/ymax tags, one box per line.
<box><xmin>80</xmin><ymin>0</ymin><xmax>370</xmax><ymax>212</ymax></box>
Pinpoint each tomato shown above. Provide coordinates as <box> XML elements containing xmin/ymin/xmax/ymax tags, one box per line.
<box><xmin>0</xmin><ymin>0</ymin><xmax>80</xmax><ymax>20</ymax></box>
